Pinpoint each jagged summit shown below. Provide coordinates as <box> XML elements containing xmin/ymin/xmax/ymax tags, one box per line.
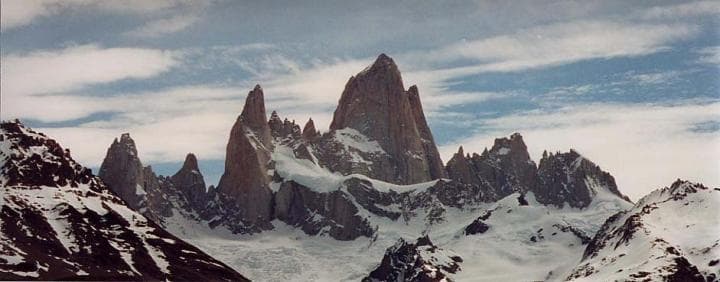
<box><xmin>360</xmin><ymin>53</ymin><xmax>399</xmax><ymax>75</ymax></box>
<box><xmin>99</xmin><ymin>133</ymin><xmax>173</xmax><ymax>223</ymax></box>
<box><xmin>568</xmin><ymin>179</ymin><xmax>717</xmax><ymax>281</ymax></box>
<box><xmin>328</xmin><ymin>53</ymin><xmax>445</xmax><ymax>184</ymax></box>
<box><xmin>536</xmin><ymin>149</ymin><xmax>631</xmax><ymax>208</ymax></box>
<box><xmin>302</xmin><ymin>118</ymin><xmax>319</xmax><ymax>140</ymax></box>
<box><xmin>239</xmin><ymin>85</ymin><xmax>271</xmax><ymax>145</ymax></box>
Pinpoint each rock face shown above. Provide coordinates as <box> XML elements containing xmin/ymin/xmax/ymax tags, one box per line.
<box><xmin>536</xmin><ymin>150</ymin><xmax>631</xmax><ymax>208</ymax></box>
<box><xmin>170</xmin><ymin>153</ymin><xmax>208</xmax><ymax>211</ymax></box>
<box><xmin>0</xmin><ymin>121</ymin><xmax>248</xmax><ymax>281</ymax></box>
<box><xmin>216</xmin><ymin>85</ymin><xmax>274</xmax><ymax>232</ymax></box>
<box><xmin>567</xmin><ymin>180</ymin><xmax>718</xmax><ymax>281</ymax></box>
<box><xmin>328</xmin><ymin>54</ymin><xmax>446</xmax><ymax>184</ymax></box>
<box><xmin>273</xmin><ymin>181</ymin><xmax>375</xmax><ymax>240</ymax></box>
<box><xmin>446</xmin><ymin>133</ymin><xmax>538</xmax><ymax>201</ymax></box>
<box><xmin>98</xmin><ymin>133</ymin><xmax>145</xmax><ymax>210</ymax></box>
<box><xmin>98</xmin><ymin>133</ymin><xmax>172</xmax><ymax>223</ymax></box>
<box><xmin>302</xmin><ymin>118</ymin><xmax>320</xmax><ymax>141</ymax></box>
<box><xmin>364</xmin><ymin>236</ymin><xmax>463</xmax><ymax>282</ymax></box>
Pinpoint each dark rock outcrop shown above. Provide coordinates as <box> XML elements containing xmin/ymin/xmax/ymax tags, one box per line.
<box><xmin>170</xmin><ymin>153</ymin><xmax>208</xmax><ymax>211</ymax></box>
<box><xmin>446</xmin><ymin>133</ymin><xmax>538</xmax><ymax>201</ymax></box>
<box><xmin>302</xmin><ymin>118</ymin><xmax>320</xmax><ymax>141</ymax></box>
<box><xmin>98</xmin><ymin>133</ymin><xmax>145</xmax><ymax>210</ymax></box>
<box><xmin>364</xmin><ymin>236</ymin><xmax>463</xmax><ymax>282</ymax></box>
<box><xmin>536</xmin><ymin>150</ymin><xmax>631</xmax><ymax>208</ymax></box>
<box><xmin>327</xmin><ymin>54</ymin><xmax>446</xmax><ymax>184</ymax></box>
<box><xmin>274</xmin><ymin>181</ymin><xmax>375</xmax><ymax>240</ymax></box>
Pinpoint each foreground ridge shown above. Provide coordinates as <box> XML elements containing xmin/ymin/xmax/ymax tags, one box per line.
<box><xmin>0</xmin><ymin>120</ymin><xmax>248</xmax><ymax>281</ymax></box>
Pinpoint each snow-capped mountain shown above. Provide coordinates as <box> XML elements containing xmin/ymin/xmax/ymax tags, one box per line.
<box><xmin>6</xmin><ymin>53</ymin><xmax>713</xmax><ymax>281</ymax></box>
<box><xmin>0</xmin><ymin>121</ymin><xmax>248</xmax><ymax>281</ymax></box>
<box><xmin>83</xmin><ymin>54</ymin><xmax>682</xmax><ymax>281</ymax></box>
<box><xmin>567</xmin><ymin>180</ymin><xmax>719</xmax><ymax>281</ymax></box>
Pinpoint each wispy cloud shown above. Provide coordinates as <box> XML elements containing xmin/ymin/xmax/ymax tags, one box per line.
<box><xmin>438</xmin><ymin>101</ymin><xmax>720</xmax><ymax>200</ymax></box>
<box><xmin>421</xmin><ymin>21</ymin><xmax>697</xmax><ymax>72</ymax></box>
<box><xmin>697</xmin><ymin>46</ymin><xmax>720</xmax><ymax>65</ymax></box>
<box><xmin>124</xmin><ymin>14</ymin><xmax>200</xmax><ymax>38</ymax></box>
<box><xmin>0</xmin><ymin>44</ymin><xmax>180</xmax><ymax>121</ymax></box>
<box><xmin>0</xmin><ymin>0</ymin><xmax>198</xmax><ymax>31</ymax></box>
<box><xmin>641</xmin><ymin>0</ymin><xmax>720</xmax><ymax>19</ymax></box>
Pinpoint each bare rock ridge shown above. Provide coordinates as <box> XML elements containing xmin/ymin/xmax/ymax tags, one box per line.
<box><xmin>215</xmin><ymin>85</ymin><xmax>274</xmax><ymax>232</ymax></box>
<box><xmin>536</xmin><ymin>149</ymin><xmax>631</xmax><ymax>208</ymax></box>
<box><xmin>329</xmin><ymin>53</ymin><xmax>446</xmax><ymax>184</ymax></box>
<box><xmin>445</xmin><ymin>133</ymin><xmax>538</xmax><ymax>201</ymax></box>
<box><xmin>446</xmin><ymin>134</ymin><xmax>631</xmax><ymax>207</ymax></box>
<box><xmin>0</xmin><ymin>120</ymin><xmax>248</xmax><ymax>281</ymax></box>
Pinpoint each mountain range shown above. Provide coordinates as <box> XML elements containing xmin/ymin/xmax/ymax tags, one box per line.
<box><xmin>1</xmin><ymin>54</ymin><xmax>717</xmax><ymax>281</ymax></box>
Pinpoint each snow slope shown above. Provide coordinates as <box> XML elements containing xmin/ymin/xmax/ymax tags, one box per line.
<box><xmin>566</xmin><ymin>180</ymin><xmax>719</xmax><ymax>281</ymax></box>
<box><xmin>0</xmin><ymin>121</ymin><xmax>248</xmax><ymax>281</ymax></box>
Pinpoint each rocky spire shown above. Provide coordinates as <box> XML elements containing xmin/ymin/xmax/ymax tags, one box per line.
<box><xmin>171</xmin><ymin>153</ymin><xmax>207</xmax><ymax>209</ymax></box>
<box><xmin>302</xmin><ymin>118</ymin><xmax>319</xmax><ymax>141</ymax></box>
<box><xmin>216</xmin><ymin>85</ymin><xmax>274</xmax><ymax>232</ymax></box>
<box><xmin>407</xmin><ymin>85</ymin><xmax>446</xmax><ymax>179</ymax></box>
<box><xmin>98</xmin><ymin>133</ymin><xmax>171</xmax><ymax>223</ymax></box>
<box><xmin>327</xmin><ymin>53</ymin><xmax>445</xmax><ymax>184</ymax></box>
<box><xmin>99</xmin><ymin>133</ymin><xmax>145</xmax><ymax>211</ymax></box>
<box><xmin>446</xmin><ymin>133</ymin><xmax>538</xmax><ymax>201</ymax></box>
<box><xmin>445</xmin><ymin>146</ymin><xmax>479</xmax><ymax>185</ymax></box>
<box><xmin>240</xmin><ymin>84</ymin><xmax>272</xmax><ymax>148</ymax></box>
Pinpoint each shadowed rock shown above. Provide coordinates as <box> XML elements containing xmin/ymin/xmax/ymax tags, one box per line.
<box><xmin>216</xmin><ymin>85</ymin><xmax>274</xmax><ymax>232</ymax></box>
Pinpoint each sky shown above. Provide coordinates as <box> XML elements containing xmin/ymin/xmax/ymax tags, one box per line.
<box><xmin>1</xmin><ymin>0</ymin><xmax>718</xmax><ymax>200</ymax></box>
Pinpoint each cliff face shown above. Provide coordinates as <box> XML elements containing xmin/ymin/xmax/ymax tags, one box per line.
<box><xmin>445</xmin><ymin>133</ymin><xmax>538</xmax><ymax>201</ymax></box>
<box><xmin>98</xmin><ymin>133</ymin><xmax>145</xmax><ymax>210</ymax></box>
<box><xmin>215</xmin><ymin>85</ymin><xmax>275</xmax><ymax>232</ymax></box>
<box><xmin>536</xmin><ymin>150</ymin><xmax>631</xmax><ymax>208</ymax></box>
<box><xmin>327</xmin><ymin>54</ymin><xmax>446</xmax><ymax>184</ymax></box>
<box><xmin>170</xmin><ymin>153</ymin><xmax>208</xmax><ymax>211</ymax></box>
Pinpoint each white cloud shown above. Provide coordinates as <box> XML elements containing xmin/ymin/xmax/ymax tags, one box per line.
<box><xmin>416</xmin><ymin>21</ymin><xmax>697</xmax><ymax>73</ymax></box>
<box><xmin>0</xmin><ymin>0</ymin><xmax>196</xmax><ymax>31</ymax></box>
<box><xmin>625</xmin><ymin>70</ymin><xmax>684</xmax><ymax>86</ymax></box>
<box><xmin>697</xmin><ymin>46</ymin><xmax>720</xmax><ymax>65</ymax></box>
<box><xmin>438</xmin><ymin>101</ymin><xmax>720</xmax><ymax>201</ymax></box>
<box><xmin>1</xmin><ymin>44</ymin><xmax>180</xmax><ymax>121</ymax></box>
<box><xmin>641</xmin><ymin>1</ymin><xmax>720</xmax><ymax>19</ymax></box>
<box><xmin>124</xmin><ymin>14</ymin><xmax>200</xmax><ymax>38</ymax></box>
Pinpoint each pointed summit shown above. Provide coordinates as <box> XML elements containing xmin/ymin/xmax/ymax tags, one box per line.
<box><xmin>328</xmin><ymin>53</ymin><xmax>445</xmax><ymax>184</ymax></box>
<box><xmin>302</xmin><ymin>118</ymin><xmax>319</xmax><ymax>141</ymax></box>
<box><xmin>172</xmin><ymin>153</ymin><xmax>208</xmax><ymax>210</ymax></box>
<box><xmin>241</xmin><ymin>85</ymin><xmax>268</xmax><ymax>130</ymax></box>
<box><xmin>366</xmin><ymin>53</ymin><xmax>398</xmax><ymax>73</ymax></box>
<box><xmin>180</xmin><ymin>153</ymin><xmax>199</xmax><ymax>172</ymax></box>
